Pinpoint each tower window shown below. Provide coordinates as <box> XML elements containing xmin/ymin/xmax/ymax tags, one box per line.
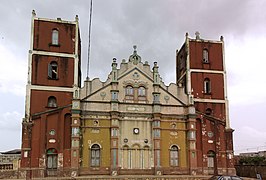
<box><xmin>91</xmin><ymin>144</ymin><xmax>100</xmax><ymax>167</ymax></box>
<box><xmin>205</xmin><ymin>108</ymin><xmax>212</xmax><ymax>115</ymax></box>
<box><xmin>204</xmin><ymin>78</ymin><xmax>211</xmax><ymax>94</ymax></box>
<box><xmin>48</xmin><ymin>62</ymin><xmax>58</xmax><ymax>79</ymax></box>
<box><xmin>170</xmin><ymin>145</ymin><xmax>179</xmax><ymax>166</ymax></box>
<box><xmin>203</xmin><ymin>49</ymin><xmax>209</xmax><ymax>63</ymax></box>
<box><xmin>52</xmin><ymin>29</ymin><xmax>59</xmax><ymax>45</ymax></box>
<box><xmin>111</xmin><ymin>91</ymin><xmax>118</xmax><ymax>101</ymax></box>
<box><xmin>153</xmin><ymin>93</ymin><xmax>160</xmax><ymax>103</ymax></box>
<box><xmin>47</xmin><ymin>96</ymin><xmax>57</xmax><ymax>107</ymax></box>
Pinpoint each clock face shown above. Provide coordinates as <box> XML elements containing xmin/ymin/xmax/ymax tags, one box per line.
<box><xmin>133</xmin><ymin>128</ymin><xmax>139</xmax><ymax>134</ymax></box>
<box><xmin>73</xmin><ymin>101</ymin><xmax>79</xmax><ymax>108</ymax></box>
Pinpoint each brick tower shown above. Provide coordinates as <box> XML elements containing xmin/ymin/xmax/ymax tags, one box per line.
<box><xmin>20</xmin><ymin>10</ymin><xmax>81</xmax><ymax>178</ymax></box>
<box><xmin>176</xmin><ymin>32</ymin><xmax>235</xmax><ymax>175</ymax></box>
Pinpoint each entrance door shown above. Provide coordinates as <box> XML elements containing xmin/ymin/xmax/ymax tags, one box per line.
<box><xmin>207</xmin><ymin>150</ymin><xmax>215</xmax><ymax>175</ymax></box>
<box><xmin>46</xmin><ymin>148</ymin><xmax>58</xmax><ymax>176</ymax></box>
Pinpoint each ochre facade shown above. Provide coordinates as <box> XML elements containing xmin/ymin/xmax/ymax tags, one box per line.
<box><xmin>20</xmin><ymin>13</ymin><xmax>235</xmax><ymax>178</ymax></box>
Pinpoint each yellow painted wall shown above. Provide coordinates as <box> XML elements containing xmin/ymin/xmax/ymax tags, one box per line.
<box><xmin>81</xmin><ymin>119</ymin><xmax>111</xmax><ymax>167</ymax></box>
<box><xmin>160</xmin><ymin>120</ymin><xmax>187</xmax><ymax>168</ymax></box>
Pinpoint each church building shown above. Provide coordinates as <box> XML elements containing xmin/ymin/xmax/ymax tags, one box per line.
<box><xmin>20</xmin><ymin>11</ymin><xmax>235</xmax><ymax>178</ymax></box>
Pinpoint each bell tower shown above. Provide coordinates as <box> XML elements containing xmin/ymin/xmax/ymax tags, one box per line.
<box><xmin>176</xmin><ymin>32</ymin><xmax>235</xmax><ymax>175</ymax></box>
<box><xmin>21</xmin><ymin>10</ymin><xmax>81</xmax><ymax>177</ymax></box>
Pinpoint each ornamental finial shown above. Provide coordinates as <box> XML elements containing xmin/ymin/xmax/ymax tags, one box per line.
<box><xmin>133</xmin><ymin>45</ymin><xmax>137</xmax><ymax>54</ymax></box>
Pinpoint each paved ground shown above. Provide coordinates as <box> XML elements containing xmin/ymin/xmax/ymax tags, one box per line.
<box><xmin>7</xmin><ymin>175</ymin><xmax>258</xmax><ymax>180</ymax></box>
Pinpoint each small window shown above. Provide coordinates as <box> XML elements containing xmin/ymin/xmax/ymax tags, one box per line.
<box><xmin>154</xmin><ymin>129</ymin><xmax>160</xmax><ymax>138</ymax></box>
<box><xmin>48</xmin><ymin>62</ymin><xmax>58</xmax><ymax>79</ymax></box>
<box><xmin>47</xmin><ymin>96</ymin><xmax>57</xmax><ymax>107</ymax></box>
<box><xmin>203</xmin><ymin>49</ymin><xmax>209</xmax><ymax>63</ymax></box>
<box><xmin>49</xmin><ymin>130</ymin><xmax>56</xmax><ymax>136</ymax></box>
<box><xmin>206</xmin><ymin>108</ymin><xmax>212</xmax><ymax>115</ymax></box>
<box><xmin>204</xmin><ymin>78</ymin><xmax>211</xmax><ymax>94</ymax></box>
<box><xmin>52</xmin><ymin>29</ymin><xmax>59</xmax><ymax>45</ymax></box>
<box><xmin>170</xmin><ymin>145</ymin><xmax>179</xmax><ymax>166</ymax></box>
<box><xmin>153</xmin><ymin>94</ymin><xmax>160</xmax><ymax>102</ymax></box>
<box><xmin>91</xmin><ymin>144</ymin><xmax>100</xmax><ymax>167</ymax></box>
<box><xmin>111</xmin><ymin>91</ymin><xmax>118</xmax><ymax>101</ymax></box>
<box><xmin>188</xmin><ymin>131</ymin><xmax>196</xmax><ymax>139</ymax></box>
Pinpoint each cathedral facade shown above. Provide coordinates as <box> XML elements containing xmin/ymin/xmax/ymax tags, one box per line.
<box><xmin>20</xmin><ymin>12</ymin><xmax>235</xmax><ymax>178</ymax></box>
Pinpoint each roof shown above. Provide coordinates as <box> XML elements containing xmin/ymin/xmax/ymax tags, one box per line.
<box><xmin>0</xmin><ymin>149</ymin><xmax>21</xmax><ymax>155</ymax></box>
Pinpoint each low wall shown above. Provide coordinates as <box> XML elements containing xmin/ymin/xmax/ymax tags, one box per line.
<box><xmin>0</xmin><ymin>170</ymin><xmax>19</xmax><ymax>179</ymax></box>
<box><xmin>235</xmin><ymin>165</ymin><xmax>266</xmax><ymax>179</ymax></box>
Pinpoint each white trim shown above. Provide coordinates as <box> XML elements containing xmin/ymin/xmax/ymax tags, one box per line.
<box><xmin>194</xmin><ymin>98</ymin><xmax>226</xmax><ymax>103</ymax></box>
<box><xmin>189</xmin><ymin>38</ymin><xmax>223</xmax><ymax>44</ymax></box>
<box><xmin>74</xmin><ymin>17</ymin><xmax>79</xmax><ymax>87</ymax></box>
<box><xmin>89</xmin><ymin>143</ymin><xmax>102</xmax><ymax>149</ymax></box>
<box><xmin>169</xmin><ymin>144</ymin><xmax>180</xmax><ymax>150</ymax></box>
<box><xmin>34</xmin><ymin>17</ymin><xmax>76</xmax><ymax>25</ymax></box>
<box><xmin>32</xmin><ymin>50</ymin><xmax>75</xmax><ymax>58</ymax></box>
<box><xmin>25</xmin><ymin>13</ymin><xmax>36</xmax><ymax>121</ymax></box>
<box><xmin>190</xmin><ymin>69</ymin><xmax>224</xmax><ymax>74</ymax></box>
<box><xmin>221</xmin><ymin>40</ymin><xmax>231</xmax><ymax>129</ymax></box>
<box><xmin>25</xmin><ymin>85</ymin><xmax>31</xmax><ymax>120</ymax></box>
<box><xmin>30</xmin><ymin>85</ymin><xmax>74</xmax><ymax>92</ymax></box>
<box><xmin>186</xmin><ymin>37</ymin><xmax>191</xmax><ymax>95</ymax></box>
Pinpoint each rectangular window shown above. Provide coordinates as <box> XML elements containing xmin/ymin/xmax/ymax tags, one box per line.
<box><xmin>47</xmin><ymin>155</ymin><xmax>57</xmax><ymax>169</ymax></box>
<box><xmin>170</xmin><ymin>151</ymin><xmax>178</xmax><ymax>166</ymax></box>
<box><xmin>203</xmin><ymin>49</ymin><xmax>209</xmax><ymax>63</ymax></box>
<box><xmin>188</xmin><ymin>131</ymin><xmax>196</xmax><ymax>139</ymax></box>
<box><xmin>52</xmin><ymin>30</ymin><xmax>59</xmax><ymax>45</ymax></box>
<box><xmin>111</xmin><ymin>91</ymin><xmax>118</xmax><ymax>101</ymax></box>
<box><xmin>111</xmin><ymin>128</ymin><xmax>118</xmax><ymax>136</ymax></box>
<box><xmin>204</xmin><ymin>79</ymin><xmax>211</xmax><ymax>94</ymax></box>
<box><xmin>154</xmin><ymin>129</ymin><xmax>160</xmax><ymax>138</ymax></box>
<box><xmin>153</xmin><ymin>94</ymin><xmax>160</xmax><ymax>102</ymax></box>
<box><xmin>113</xmin><ymin>150</ymin><xmax>117</xmax><ymax>167</ymax></box>
<box><xmin>156</xmin><ymin>150</ymin><xmax>160</xmax><ymax>166</ymax></box>
<box><xmin>91</xmin><ymin>150</ymin><xmax>100</xmax><ymax>166</ymax></box>
<box><xmin>153</xmin><ymin>121</ymin><xmax>160</xmax><ymax>127</ymax></box>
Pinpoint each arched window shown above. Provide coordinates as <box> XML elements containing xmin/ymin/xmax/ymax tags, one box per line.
<box><xmin>125</xmin><ymin>86</ymin><xmax>134</xmax><ymax>95</ymax></box>
<box><xmin>47</xmin><ymin>96</ymin><xmax>57</xmax><ymax>107</ymax></box>
<box><xmin>91</xmin><ymin>144</ymin><xmax>100</xmax><ymax>167</ymax></box>
<box><xmin>132</xmin><ymin>144</ymin><xmax>141</xmax><ymax>169</ymax></box>
<box><xmin>125</xmin><ymin>85</ymin><xmax>134</xmax><ymax>101</ymax></box>
<box><xmin>138</xmin><ymin>87</ymin><xmax>146</xmax><ymax>96</ymax></box>
<box><xmin>48</xmin><ymin>61</ymin><xmax>58</xmax><ymax>79</ymax></box>
<box><xmin>52</xmin><ymin>29</ymin><xmax>59</xmax><ymax>45</ymax></box>
<box><xmin>203</xmin><ymin>49</ymin><xmax>209</xmax><ymax>63</ymax></box>
<box><xmin>47</xmin><ymin>148</ymin><xmax>58</xmax><ymax>169</ymax></box>
<box><xmin>205</xmin><ymin>108</ymin><xmax>212</xmax><ymax>115</ymax></box>
<box><xmin>170</xmin><ymin>145</ymin><xmax>179</xmax><ymax>166</ymax></box>
<box><xmin>204</xmin><ymin>78</ymin><xmax>211</xmax><ymax>94</ymax></box>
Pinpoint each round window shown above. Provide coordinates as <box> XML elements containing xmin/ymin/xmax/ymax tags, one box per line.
<box><xmin>49</xmin><ymin>130</ymin><xmax>56</xmax><ymax>136</ymax></box>
<box><xmin>208</xmin><ymin>131</ymin><xmax>214</xmax><ymax>138</ymax></box>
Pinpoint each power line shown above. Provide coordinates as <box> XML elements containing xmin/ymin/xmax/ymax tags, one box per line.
<box><xmin>86</xmin><ymin>0</ymin><xmax>93</xmax><ymax>79</ymax></box>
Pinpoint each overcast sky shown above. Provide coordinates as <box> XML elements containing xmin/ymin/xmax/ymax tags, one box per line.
<box><xmin>0</xmin><ymin>0</ymin><xmax>266</xmax><ymax>154</ymax></box>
